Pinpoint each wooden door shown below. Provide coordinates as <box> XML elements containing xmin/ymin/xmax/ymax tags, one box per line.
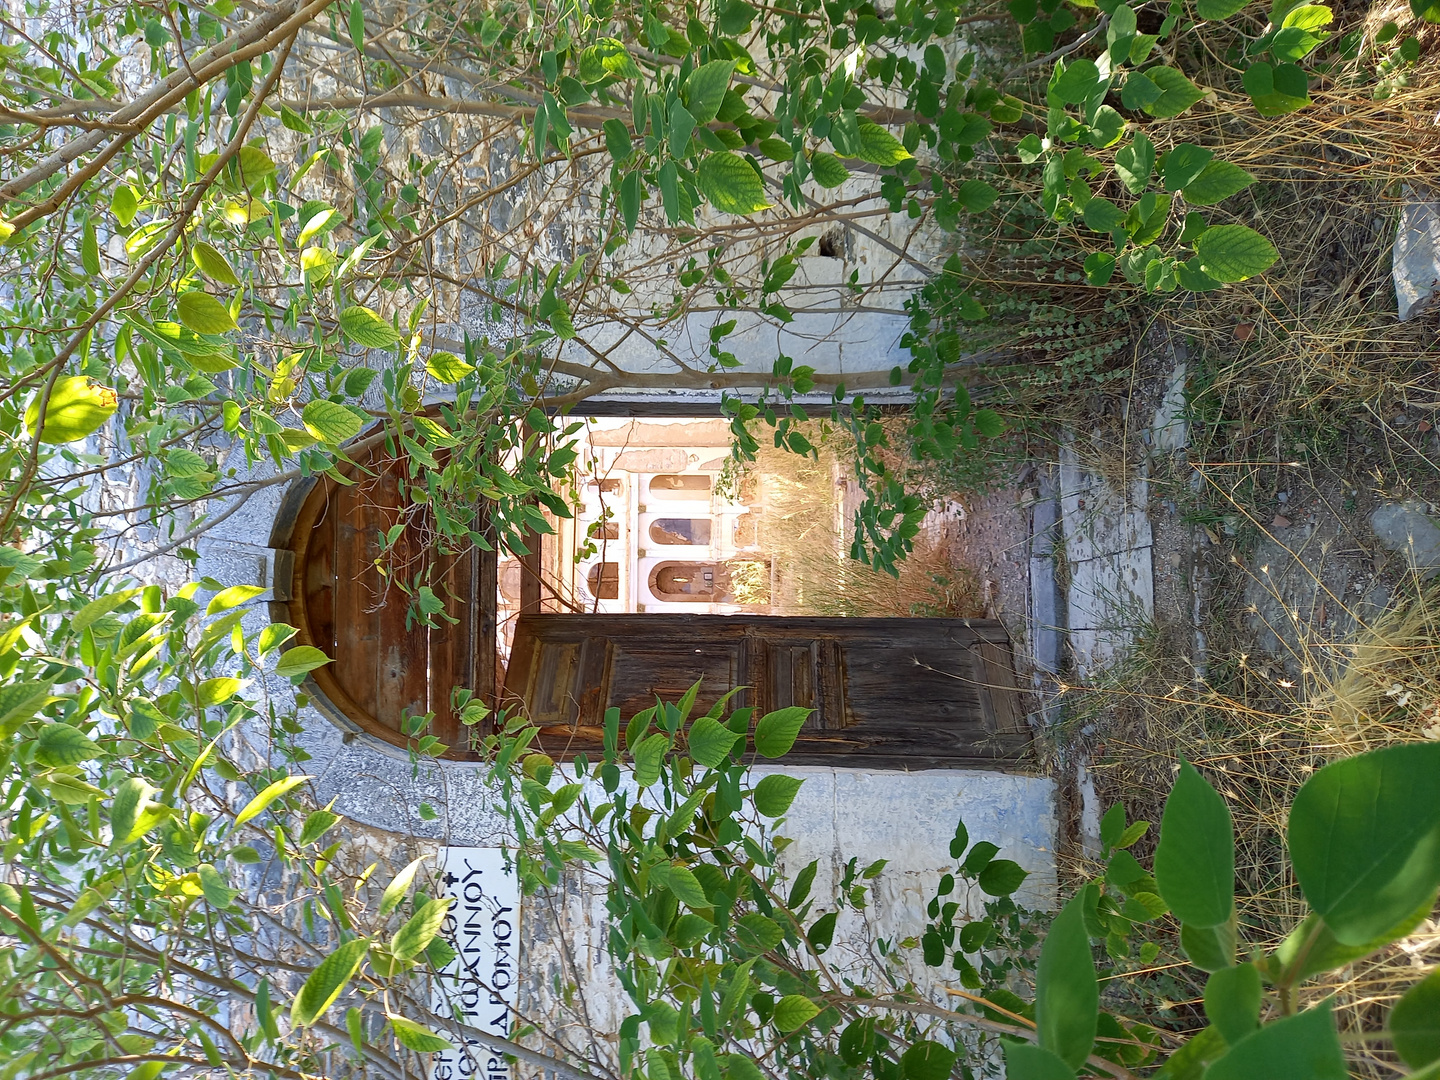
<box><xmin>503</xmin><ymin>615</ymin><xmax>1030</xmax><ymax>769</ymax></box>
<box><xmin>269</xmin><ymin>439</ymin><xmax>498</xmax><ymax>760</ymax></box>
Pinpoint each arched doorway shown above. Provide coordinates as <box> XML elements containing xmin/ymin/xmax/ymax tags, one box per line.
<box><xmin>268</xmin><ymin>433</ymin><xmax>495</xmax><ymax>760</ymax></box>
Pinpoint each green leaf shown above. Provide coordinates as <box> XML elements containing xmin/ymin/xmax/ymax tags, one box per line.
<box><xmin>1035</xmin><ymin>895</ymin><xmax>1098</xmax><ymax>1070</ymax></box>
<box><xmin>685</xmin><ymin>60</ymin><xmax>736</xmax><ymax>123</ymax></box>
<box><xmin>809</xmin><ymin>151</ymin><xmax>850</xmax><ymax>188</ymax></box>
<box><xmin>82</xmin><ymin>218</ymin><xmax>101</xmax><ymax>275</ymax></box>
<box><xmin>1084</xmin><ymin>252</ymin><xmax>1117</xmax><ymax>286</ymax></box>
<box><xmin>1282</xmin><ymin>2</ymin><xmax>1332</xmax><ymax>27</ymax></box>
<box><xmin>276</xmin><ymin>644</ymin><xmax>334</xmax><ymax>679</ymax></box>
<box><xmin>772</xmin><ymin>995</ymin><xmax>820</xmax><ymax>1033</ymax></box>
<box><xmin>26</xmin><ymin>376</ymin><xmax>118</xmax><ymax>443</ymax></box>
<box><xmin>1181</xmin><ymin>920</ymin><xmax>1236</xmax><ymax>972</ymax></box>
<box><xmin>1115</xmin><ymin>132</ymin><xmax>1156</xmax><ymax>193</ymax></box>
<box><xmin>1391</xmin><ymin>969</ymin><xmax>1440</xmax><ymax>1068</ymax></box>
<box><xmin>1194</xmin><ymin>224</ymin><xmax>1279</xmax><ymax>283</ymax></box>
<box><xmin>426</xmin><ymin>351</ymin><xmax>474</xmax><ymax>383</ymax></box>
<box><xmin>388</xmin><ymin>1014</ymin><xmax>454</xmax><ymax>1053</ymax></box>
<box><xmin>291</xmin><ymin>937</ymin><xmax>369</xmax><ymax>1027</ymax></box>
<box><xmin>978</xmin><ymin>859</ymin><xmax>1029</xmax><ymax>896</ymax></box>
<box><xmin>177</xmin><ymin>291</ymin><xmax>238</xmax><ymax>334</ymax></box>
<box><xmin>1161</xmin><ymin>144</ymin><xmax>1215</xmax><ymax>191</ymax></box>
<box><xmin>36</xmin><ymin>723</ymin><xmax>103</xmax><ymax>766</ymax></box>
<box><xmin>577</xmin><ymin>39</ymin><xmax>641</xmax><ymax>83</ymax></box>
<box><xmin>974</xmin><ymin>408</ymin><xmax>1004</xmax><ymax>438</ymax></box>
<box><xmin>339</xmin><ymin>305</ymin><xmax>400</xmax><ymax>348</ymax></box>
<box><xmin>633</xmin><ymin>731</ymin><xmax>669</xmax><ymax>787</ymax></box>
<box><xmin>839</xmin><ymin>1019</ymin><xmax>876</xmax><ymax>1066</ymax></box>
<box><xmin>198</xmin><ymin>863</ymin><xmax>239</xmax><ymax>908</ymax></box>
<box><xmin>697</xmin><ymin>152</ymin><xmax>771</xmax><ymax>215</ymax></box>
<box><xmin>1176</xmin><ymin>258</ymin><xmax>1223</xmax><ymax>292</ymax></box>
<box><xmin>1271</xmin><ymin>901</ymin><xmax>1431</xmax><ymax>985</ymax></box>
<box><xmin>346</xmin><ymin>1007</ymin><xmax>366</xmax><ymax>1058</ymax></box>
<box><xmin>1289</xmin><ymin>743</ymin><xmax>1440</xmax><ymax>946</ymax></box>
<box><xmin>1154</xmin><ymin>760</ymin><xmax>1235</xmax><ymax>928</ymax></box>
<box><xmin>1087</xmin><ymin>105</ymin><xmax>1126</xmax><ymax>149</ymax></box>
<box><xmin>1205</xmin><ymin>963</ymin><xmax>1262</xmax><ymax>1045</ymax></box>
<box><xmin>234</xmin><ymin>774</ymin><xmax>311</xmax><ymax>830</ymax></box>
<box><xmin>1083</xmin><ymin>198</ymin><xmax>1126</xmax><ymax>233</ymax></box>
<box><xmin>735</xmin><ymin>912</ymin><xmax>785</xmax><ymax>952</ymax></box>
<box><xmin>1052</xmin><ymin>59</ymin><xmax>1103</xmax><ymax>104</ymax></box>
<box><xmin>668</xmin><ymin>100</ymin><xmax>696</xmax><ymax>158</ymax></box>
<box><xmin>1197</xmin><ymin>0</ymin><xmax>1250</xmax><ymax>16</ymax></box>
<box><xmin>688</xmin><ymin>715</ymin><xmax>741</xmax><ymax>767</ymax></box>
<box><xmin>73</xmin><ymin>589</ymin><xmax>141</xmax><ymax>633</ymax></box>
<box><xmin>196</xmin><ymin>677</ymin><xmax>243</xmax><ymax>707</ymax></box>
<box><xmin>207</xmin><ymin>584</ymin><xmax>266</xmax><ymax>615</ymax></box>
<box><xmin>1203</xmin><ymin>1000</ymin><xmax>1346</xmax><ymax>1080</ymax></box>
<box><xmin>111</xmin><ymin>185</ymin><xmax>139</xmax><ymax>226</ymax></box>
<box><xmin>753</xmin><ymin>774</ymin><xmax>804</xmax><ymax>817</ymax></box>
<box><xmin>1242</xmin><ymin>61</ymin><xmax>1311</xmax><ymax>116</ymax></box>
<box><xmin>392</xmin><ymin>897</ymin><xmax>452</xmax><ymax>960</ymax></box>
<box><xmin>1116</xmin><ymin>821</ymin><xmax>1149</xmax><ymax>848</ymax></box>
<box><xmin>380</xmin><ymin>856</ymin><xmax>428</xmax><ymax>916</ymax></box>
<box><xmin>1001</xmin><ymin>1043</ymin><xmax>1076</xmax><ymax>1080</ymax></box>
<box><xmin>298</xmin><ymin>207</ymin><xmax>337</xmax><ymax>248</ymax></box>
<box><xmin>854</xmin><ymin>121</ymin><xmax>913</xmax><ymax>166</ymax></box>
<box><xmin>662</xmin><ymin>864</ymin><xmax>710</xmax><ymax>909</ymax></box>
<box><xmin>950</xmin><ymin>818</ymin><xmax>970</xmax><ymax>859</ymax></box>
<box><xmin>0</xmin><ymin>680</ymin><xmax>53</xmax><ymax>735</ymax></box>
<box><xmin>753</xmin><ymin>706</ymin><xmax>809</xmax><ymax>758</ymax></box>
<box><xmin>300</xmin><ymin>809</ymin><xmax>341</xmax><ymax>846</ymax></box>
<box><xmin>302</xmin><ymin>400</ymin><xmax>366</xmax><ymax>445</ymax></box>
<box><xmin>425</xmin><ymin>935</ymin><xmax>458</xmax><ymax>970</ymax></box>
<box><xmin>1120</xmin><ymin>71</ymin><xmax>1163</xmax><ymax>109</ymax></box>
<box><xmin>348</xmin><ymin>0</ymin><xmax>364</xmax><ymax>51</ymax></box>
<box><xmin>1141</xmin><ymin>67</ymin><xmax>1205</xmax><ymax>118</ymax></box>
<box><xmin>956</xmin><ymin>180</ymin><xmax>999</xmax><ymax>212</ymax></box>
<box><xmin>901</xmin><ymin>1042</ymin><xmax>957</xmax><ymax>1080</ymax></box>
<box><xmin>1152</xmin><ymin>1025</ymin><xmax>1227</xmax><ymax>1080</ymax></box>
<box><xmin>808</xmin><ymin>910</ymin><xmax>837</xmax><ymax>950</ymax></box>
<box><xmin>109</xmin><ymin>777</ymin><xmax>152</xmax><ymax>847</ymax></box>
<box><xmin>1182</xmin><ymin>161</ymin><xmax>1256</xmax><ymax>206</ymax></box>
<box><xmin>192</xmin><ymin>241</ymin><xmax>241</xmax><ymax>285</ymax></box>
<box><xmin>964</xmin><ymin>840</ymin><xmax>1000</xmax><ymax>875</ymax></box>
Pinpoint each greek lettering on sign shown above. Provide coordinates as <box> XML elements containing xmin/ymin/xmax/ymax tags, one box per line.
<box><xmin>430</xmin><ymin>847</ymin><xmax>519</xmax><ymax>1080</ymax></box>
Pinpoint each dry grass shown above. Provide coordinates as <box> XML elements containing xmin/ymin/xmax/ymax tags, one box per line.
<box><xmin>737</xmin><ymin>423</ymin><xmax>986</xmax><ymax>618</ymax></box>
<box><xmin>1072</xmin><ymin>578</ymin><xmax>1440</xmax><ymax>1074</ymax></box>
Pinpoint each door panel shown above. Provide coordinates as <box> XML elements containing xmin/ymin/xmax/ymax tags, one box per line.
<box><xmin>504</xmin><ymin>615</ymin><xmax>1031</xmax><ymax>769</ymax></box>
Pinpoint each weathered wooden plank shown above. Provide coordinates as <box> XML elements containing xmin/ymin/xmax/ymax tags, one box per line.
<box><xmin>476</xmin><ymin>513</ymin><xmax>499</xmax><ymax>717</ymax></box>
<box><xmin>302</xmin><ymin>491</ymin><xmax>337</xmax><ymax>655</ymax></box>
<box><xmin>427</xmin><ymin>543</ymin><xmax>472</xmax><ymax>751</ymax></box>
<box><xmin>977</xmin><ymin>640</ymin><xmax>1026</xmax><ymax>734</ymax></box>
<box><xmin>375</xmin><ymin>468</ymin><xmax>430</xmax><ymax>739</ymax></box>
<box><xmin>332</xmin><ymin>469</ymin><xmax>382</xmax><ymax>726</ymax></box>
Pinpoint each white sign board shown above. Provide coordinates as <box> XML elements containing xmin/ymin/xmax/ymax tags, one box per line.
<box><xmin>431</xmin><ymin>847</ymin><xmax>520</xmax><ymax>1080</ymax></box>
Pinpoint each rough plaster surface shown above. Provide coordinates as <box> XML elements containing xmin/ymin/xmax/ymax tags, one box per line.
<box><xmin>1058</xmin><ymin>440</ymin><xmax>1155</xmax><ymax>681</ymax></box>
<box><xmin>518</xmin><ymin>765</ymin><xmax>1057</xmax><ymax>1053</ymax></box>
<box><xmin>1395</xmin><ymin>189</ymin><xmax>1440</xmax><ymax>322</ymax></box>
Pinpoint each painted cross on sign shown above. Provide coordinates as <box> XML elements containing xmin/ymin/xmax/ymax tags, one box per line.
<box><xmin>430</xmin><ymin>847</ymin><xmax>520</xmax><ymax>1080</ymax></box>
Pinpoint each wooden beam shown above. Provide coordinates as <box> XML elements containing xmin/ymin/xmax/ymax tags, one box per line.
<box><xmin>478</xmin><ymin>507</ymin><xmax>499</xmax><ymax>708</ymax></box>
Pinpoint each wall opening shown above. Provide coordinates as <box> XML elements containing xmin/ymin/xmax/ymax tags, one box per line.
<box><xmin>586</xmin><ymin>562</ymin><xmax>620</xmax><ymax>599</ymax></box>
<box><xmin>649</xmin><ymin>561</ymin><xmax>726</xmax><ymax>600</ymax></box>
<box><xmin>648</xmin><ymin>518</ymin><xmax>712</xmax><ymax>546</ymax></box>
<box><xmin>649</xmin><ymin>474</ymin><xmax>710</xmax><ymax>500</ymax></box>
